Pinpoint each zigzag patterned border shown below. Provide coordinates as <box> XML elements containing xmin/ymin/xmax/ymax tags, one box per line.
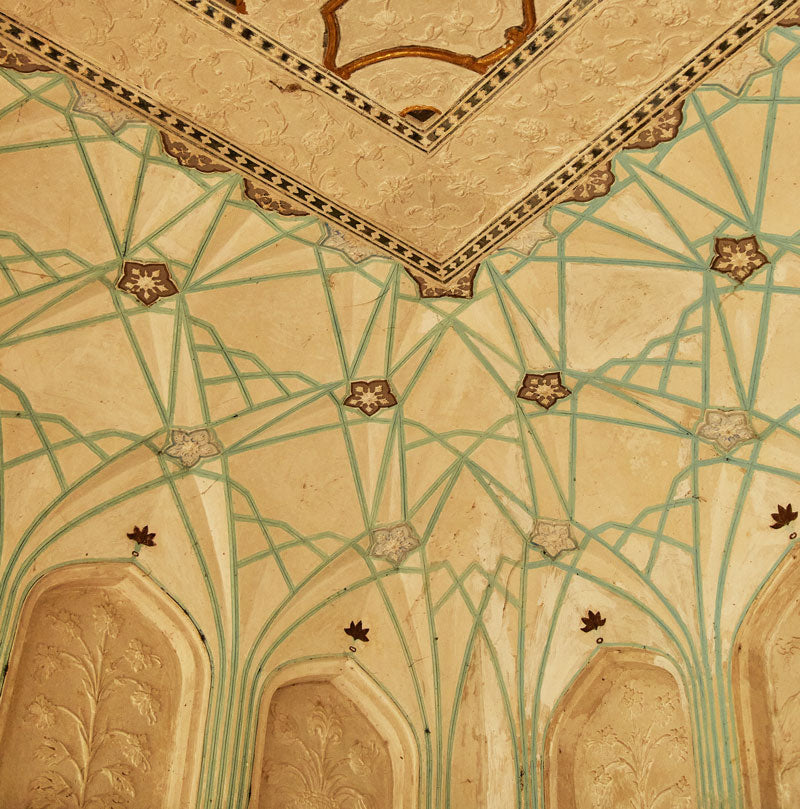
<box><xmin>0</xmin><ymin>0</ymin><xmax>797</xmax><ymax>297</ymax></box>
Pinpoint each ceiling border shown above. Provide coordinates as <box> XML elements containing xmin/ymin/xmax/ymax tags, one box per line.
<box><xmin>0</xmin><ymin>0</ymin><xmax>797</xmax><ymax>298</ymax></box>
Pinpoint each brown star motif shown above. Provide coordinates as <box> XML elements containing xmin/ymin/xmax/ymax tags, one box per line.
<box><xmin>343</xmin><ymin>379</ymin><xmax>397</xmax><ymax>417</ymax></box>
<box><xmin>517</xmin><ymin>372</ymin><xmax>571</xmax><ymax>410</ymax></box>
<box><xmin>126</xmin><ymin>525</ymin><xmax>156</xmax><ymax>547</ymax></box>
<box><xmin>117</xmin><ymin>261</ymin><xmax>179</xmax><ymax>306</ymax></box>
<box><xmin>710</xmin><ymin>236</ymin><xmax>768</xmax><ymax>283</ymax></box>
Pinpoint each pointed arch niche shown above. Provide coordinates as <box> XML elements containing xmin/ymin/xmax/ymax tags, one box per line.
<box><xmin>0</xmin><ymin>563</ymin><xmax>209</xmax><ymax>808</ymax></box>
<box><xmin>544</xmin><ymin>647</ymin><xmax>699</xmax><ymax>809</ymax></box>
<box><xmin>248</xmin><ymin>657</ymin><xmax>418</xmax><ymax>809</ymax></box>
<box><xmin>733</xmin><ymin>549</ymin><xmax>800</xmax><ymax>807</ymax></box>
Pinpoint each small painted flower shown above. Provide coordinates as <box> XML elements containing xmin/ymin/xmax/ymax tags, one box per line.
<box><xmin>117</xmin><ymin>261</ymin><xmax>179</xmax><ymax>306</ymax></box>
<box><xmin>369</xmin><ymin>523</ymin><xmax>420</xmax><ymax>565</ymax></box>
<box><xmin>163</xmin><ymin>428</ymin><xmax>222</xmax><ymax>468</ymax></box>
<box><xmin>710</xmin><ymin>236</ymin><xmax>768</xmax><ymax>283</ymax></box>
<box><xmin>697</xmin><ymin>409</ymin><xmax>756</xmax><ymax>452</ymax></box>
<box><xmin>529</xmin><ymin>519</ymin><xmax>578</xmax><ymax>558</ymax></box>
<box><xmin>343</xmin><ymin>380</ymin><xmax>398</xmax><ymax>417</ymax></box>
<box><xmin>517</xmin><ymin>372</ymin><xmax>571</xmax><ymax>410</ymax></box>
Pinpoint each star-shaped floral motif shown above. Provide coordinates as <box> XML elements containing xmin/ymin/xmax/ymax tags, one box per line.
<box><xmin>117</xmin><ymin>261</ymin><xmax>179</xmax><ymax>306</ymax></box>
<box><xmin>344</xmin><ymin>620</ymin><xmax>369</xmax><ymax>643</ymax></box>
<box><xmin>343</xmin><ymin>379</ymin><xmax>397</xmax><ymax>417</ymax></box>
<box><xmin>517</xmin><ymin>372</ymin><xmax>571</xmax><ymax>410</ymax></box>
<box><xmin>529</xmin><ymin>519</ymin><xmax>579</xmax><ymax>558</ymax></box>
<box><xmin>710</xmin><ymin>236</ymin><xmax>768</xmax><ymax>283</ymax></box>
<box><xmin>697</xmin><ymin>409</ymin><xmax>757</xmax><ymax>452</ymax></box>
<box><xmin>163</xmin><ymin>428</ymin><xmax>222</xmax><ymax>467</ymax></box>
<box><xmin>369</xmin><ymin>523</ymin><xmax>420</xmax><ymax>565</ymax></box>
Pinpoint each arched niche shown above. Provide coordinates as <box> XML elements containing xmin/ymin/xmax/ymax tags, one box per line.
<box><xmin>545</xmin><ymin>647</ymin><xmax>698</xmax><ymax>809</ymax></box>
<box><xmin>248</xmin><ymin>657</ymin><xmax>418</xmax><ymax>809</ymax></box>
<box><xmin>733</xmin><ymin>549</ymin><xmax>800</xmax><ymax>807</ymax></box>
<box><xmin>0</xmin><ymin>563</ymin><xmax>209</xmax><ymax>809</ymax></box>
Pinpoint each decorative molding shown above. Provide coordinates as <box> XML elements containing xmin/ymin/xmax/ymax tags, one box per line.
<box><xmin>168</xmin><ymin>0</ymin><xmax>595</xmax><ymax>150</ymax></box>
<box><xmin>320</xmin><ymin>0</ymin><xmax>537</xmax><ymax>81</ymax></box>
<box><xmin>0</xmin><ymin>1</ymin><xmax>795</xmax><ymax>298</ymax></box>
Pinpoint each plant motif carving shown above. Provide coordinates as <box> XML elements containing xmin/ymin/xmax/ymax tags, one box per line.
<box><xmin>768</xmin><ymin>629</ymin><xmax>800</xmax><ymax>802</ymax></box>
<box><xmin>22</xmin><ymin>594</ymin><xmax>162</xmax><ymax>808</ymax></box>
<box><xmin>259</xmin><ymin>681</ymin><xmax>392</xmax><ymax>809</ymax></box>
<box><xmin>584</xmin><ymin>681</ymin><xmax>694</xmax><ymax>809</ymax></box>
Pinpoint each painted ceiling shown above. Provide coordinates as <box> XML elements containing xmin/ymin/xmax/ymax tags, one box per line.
<box><xmin>2</xmin><ymin>3</ymin><xmax>800</xmax><ymax>809</ymax></box>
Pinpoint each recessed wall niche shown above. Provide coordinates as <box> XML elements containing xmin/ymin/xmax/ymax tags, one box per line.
<box><xmin>248</xmin><ymin>659</ymin><xmax>419</xmax><ymax>809</ymax></box>
<box><xmin>734</xmin><ymin>550</ymin><xmax>800</xmax><ymax>808</ymax></box>
<box><xmin>0</xmin><ymin>564</ymin><xmax>209</xmax><ymax>809</ymax></box>
<box><xmin>545</xmin><ymin>648</ymin><xmax>699</xmax><ymax>809</ymax></box>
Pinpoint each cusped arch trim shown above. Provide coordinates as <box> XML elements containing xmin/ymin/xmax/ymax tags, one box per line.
<box><xmin>248</xmin><ymin>656</ymin><xmax>419</xmax><ymax>809</ymax></box>
<box><xmin>0</xmin><ymin>562</ymin><xmax>210</xmax><ymax>809</ymax></box>
<box><xmin>732</xmin><ymin>548</ymin><xmax>800</xmax><ymax>809</ymax></box>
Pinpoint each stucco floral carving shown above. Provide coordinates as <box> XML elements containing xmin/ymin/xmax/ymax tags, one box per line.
<box><xmin>117</xmin><ymin>261</ymin><xmax>179</xmax><ymax>306</ymax></box>
<box><xmin>710</xmin><ymin>236</ymin><xmax>769</xmax><ymax>283</ymax></box>
<box><xmin>23</xmin><ymin>595</ymin><xmax>162</xmax><ymax>808</ymax></box>
<box><xmin>369</xmin><ymin>523</ymin><xmax>420</xmax><ymax>565</ymax></box>
<box><xmin>697</xmin><ymin>409</ymin><xmax>757</xmax><ymax>452</ymax></box>
<box><xmin>260</xmin><ymin>682</ymin><xmax>392</xmax><ymax>809</ymax></box>
<box><xmin>529</xmin><ymin>519</ymin><xmax>579</xmax><ymax>558</ymax></box>
<box><xmin>343</xmin><ymin>380</ymin><xmax>398</xmax><ymax>416</ymax></box>
<box><xmin>163</xmin><ymin>428</ymin><xmax>222</xmax><ymax>467</ymax></box>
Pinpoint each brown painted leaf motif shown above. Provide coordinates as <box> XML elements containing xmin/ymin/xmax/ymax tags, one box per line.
<box><xmin>580</xmin><ymin>610</ymin><xmax>606</xmax><ymax>633</ymax></box>
<box><xmin>771</xmin><ymin>503</ymin><xmax>798</xmax><ymax>529</ymax></box>
<box><xmin>126</xmin><ymin>525</ymin><xmax>157</xmax><ymax>547</ymax></box>
<box><xmin>344</xmin><ymin>620</ymin><xmax>369</xmax><ymax>643</ymax></box>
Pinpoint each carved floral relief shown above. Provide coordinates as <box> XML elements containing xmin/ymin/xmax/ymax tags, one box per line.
<box><xmin>0</xmin><ymin>579</ymin><xmax>183</xmax><ymax>808</ymax></box>
<box><xmin>547</xmin><ymin>652</ymin><xmax>698</xmax><ymax>809</ymax></box>
<box><xmin>257</xmin><ymin>681</ymin><xmax>393</xmax><ymax>809</ymax></box>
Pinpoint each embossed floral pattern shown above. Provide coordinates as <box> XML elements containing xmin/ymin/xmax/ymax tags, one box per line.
<box><xmin>263</xmin><ymin>683</ymin><xmax>391</xmax><ymax>809</ymax></box>
<box><xmin>697</xmin><ymin>409</ymin><xmax>757</xmax><ymax>452</ymax></box>
<box><xmin>710</xmin><ymin>236</ymin><xmax>769</xmax><ymax>282</ymax></box>
<box><xmin>25</xmin><ymin>594</ymin><xmax>161</xmax><ymax>809</ymax></box>
<box><xmin>163</xmin><ymin>428</ymin><xmax>222</xmax><ymax>467</ymax></box>
<box><xmin>343</xmin><ymin>380</ymin><xmax>398</xmax><ymax>416</ymax></box>
<box><xmin>529</xmin><ymin>519</ymin><xmax>579</xmax><ymax>558</ymax></box>
<box><xmin>517</xmin><ymin>372</ymin><xmax>571</xmax><ymax>409</ymax></box>
<box><xmin>369</xmin><ymin>522</ymin><xmax>420</xmax><ymax>565</ymax></box>
<box><xmin>117</xmin><ymin>261</ymin><xmax>179</xmax><ymax>306</ymax></box>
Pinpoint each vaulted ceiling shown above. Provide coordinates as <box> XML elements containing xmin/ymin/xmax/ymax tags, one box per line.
<box><xmin>2</xmin><ymin>3</ymin><xmax>800</xmax><ymax>809</ymax></box>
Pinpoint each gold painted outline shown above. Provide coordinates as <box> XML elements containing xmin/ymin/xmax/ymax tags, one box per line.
<box><xmin>321</xmin><ymin>0</ymin><xmax>536</xmax><ymax>80</ymax></box>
